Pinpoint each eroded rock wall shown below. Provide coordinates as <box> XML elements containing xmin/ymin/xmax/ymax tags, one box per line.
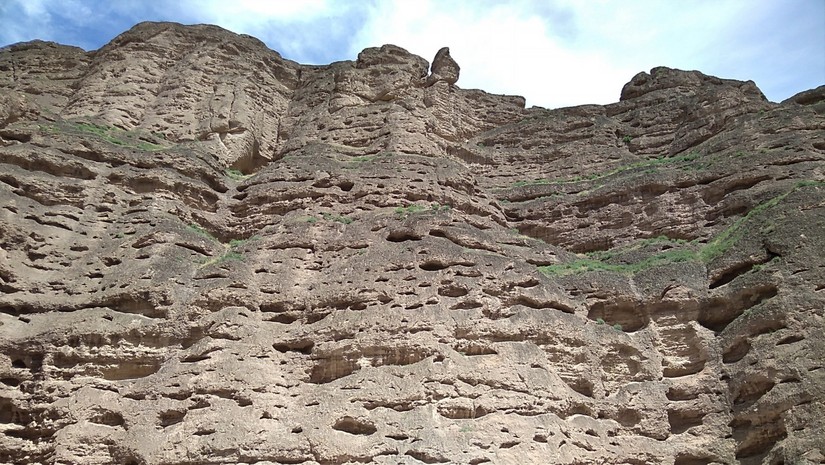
<box><xmin>0</xmin><ymin>21</ymin><xmax>824</xmax><ymax>465</ymax></box>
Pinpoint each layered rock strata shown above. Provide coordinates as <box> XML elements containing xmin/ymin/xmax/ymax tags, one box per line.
<box><xmin>0</xmin><ymin>22</ymin><xmax>824</xmax><ymax>465</ymax></box>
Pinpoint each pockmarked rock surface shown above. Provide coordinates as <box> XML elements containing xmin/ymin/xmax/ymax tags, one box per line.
<box><xmin>1</xmin><ymin>22</ymin><xmax>824</xmax><ymax>465</ymax></box>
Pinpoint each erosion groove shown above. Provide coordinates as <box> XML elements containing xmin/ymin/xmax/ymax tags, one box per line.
<box><xmin>0</xmin><ymin>21</ymin><xmax>823</xmax><ymax>465</ymax></box>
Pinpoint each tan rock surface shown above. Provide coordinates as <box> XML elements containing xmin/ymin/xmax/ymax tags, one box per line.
<box><xmin>0</xmin><ymin>21</ymin><xmax>823</xmax><ymax>465</ymax></box>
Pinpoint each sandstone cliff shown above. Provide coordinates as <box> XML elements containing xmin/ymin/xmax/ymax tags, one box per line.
<box><xmin>0</xmin><ymin>22</ymin><xmax>824</xmax><ymax>465</ymax></box>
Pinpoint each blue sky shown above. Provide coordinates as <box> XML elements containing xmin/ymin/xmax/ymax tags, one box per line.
<box><xmin>1</xmin><ymin>0</ymin><xmax>823</xmax><ymax>108</ymax></box>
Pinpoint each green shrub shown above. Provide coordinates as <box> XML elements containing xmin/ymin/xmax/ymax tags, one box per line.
<box><xmin>322</xmin><ymin>213</ymin><xmax>354</xmax><ymax>224</ymax></box>
<box><xmin>394</xmin><ymin>204</ymin><xmax>429</xmax><ymax>217</ymax></box>
<box><xmin>188</xmin><ymin>223</ymin><xmax>216</xmax><ymax>241</ymax></box>
<box><xmin>511</xmin><ymin>153</ymin><xmax>702</xmax><ymax>189</ymax></box>
<box><xmin>66</xmin><ymin>122</ymin><xmax>166</xmax><ymax>151</ymax></box>
<box><xmin>225</xmin><ymin>168</ymin><xmax>247</xmax><ymax>180</ymax></box>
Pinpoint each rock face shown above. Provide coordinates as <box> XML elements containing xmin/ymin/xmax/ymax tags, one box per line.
<box><xmin>0</xmin><ymin>21</ymin><xmax>824</xmax><ymax>465</ymax></box>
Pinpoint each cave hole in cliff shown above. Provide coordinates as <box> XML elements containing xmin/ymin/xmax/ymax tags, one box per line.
<box><xmin>419</xmin><ymin>260</ymin><xmax>451</xmax><ymax>271</ymax></box>
<box><xmin>709</xmin><ymin>250</ymin><xmax>778</xmax><ymax>289</ymax></box>
<box><xmin>776</xmin><ymin>334</ymin><xmax>804</xmax><ymax>345</ymax></box>
<box><xmin>158</xmin><ymin>410</ymin><xmax>186</xmax><ymax>428</ymax></box>
<box><xmin>100</xmin><ymin>293</ymin><xmax>167</xmax><ymax>319</ymax></box>
<box><xmin>438</xmin><ymin>284</ymin><xmax>468</xmax><ymax>297</ymax></box>
<box><xmin>615</xmin><ymin>408</ymin><xmax>641</xmax><ymax>427</ymax></box>
<box><xmin>733</xmin><ymin>375</ymin><xmax>775</xmax><ymax>406</ymax></box>
<box><xmin>698</xmin><ymin>284</ymin><xmax>778</xmax><ymax>332</ymax></box>
<box><xmin>673</xmin><ymin>453</ymin><xmax>713</xmax><ymax>465</ymax></box>
<box><xmin>310</xmin><ymin>346</ymin><xmax>432</xmax><ymax>383</ymax></box>
<box><xmin>267</xmin><ymin>313</ymin><xmax>299</xmax><ymax>324</ymax></box>
<box><xmin>732</xmin><ymin>418</ymin><xmax>788</xmax><ymax>464</ymax></box>
<box><xmin>273</xmin><ymin>340</ymin><xmax>314</xmax><ymax>355</ymax></box>
<box><xmin>587</xmin><ymin>300</ymin><xmax>647</xmax><ymax>332</ymax></box>
<box><xmin>89</xmin><ymin>409</ymin><xmax>125</xmax><ymax>427</ymax></box>
<box><xmin>332</xmin><ymin>416</ymin><xmax>377</xmax><ymax>435</ymax></box>
<box><xmin>563</xmin><ymin>378</ymin><xmax>594</xmax><ymax>398</ymax></box>
<box><xmin>10</xmin><ymin>355</ymin><xmax>42</xmax><ymax>373</ymax></box>
<box><xmin>228</xmin><ymin>134</ymin><xmax>266</xmax><ymax>175</ymax></box>
<box><xmin>667</xmin><ymin>407</ymin><xmax>706</xmax><ymax>434</ymax></box>
<box><xmin>309</xmin><ymin>356</ymin><xmax>359</xmax><ymax>384</ymax></box>
<box><xmin>100</xmin><ymin>360</ymin><xmax>163</xmax><ymax>381</ymax></box>
<box><xmin>0</xmin><ymin>377</ymin><xmax>21</xmax><ymax>387</ymax></box>
<box><xmin>453</xmin><ymin>341</ymin><xmax>497</xmax><ymax>356</ymax></box>
<box><xmin>386</xmin><ymin>230</ymin><xmax>421</xmax><ymax>242</ymax></box>
<box><xmin>0</xmin><ymin>305</ymin><xmax>21</xmax><ymax>317</ymax></box>
<box><xmin>666</xmin><ymin>385</ymin><xmax>699</xmax><ymax>401</ymax></box>
<box><xmin>722</xmin><ymin>339</ymin><xmax>751</xmax><ymax>364</ymax></box>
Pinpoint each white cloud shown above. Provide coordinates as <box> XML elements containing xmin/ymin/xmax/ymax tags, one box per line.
<box><xmin>349</xmin><ymin>0</ymin><xmax>816</xmax><ymax>108</ymax></box>
<box><xmin>352</xmin><ymin>0</ymin><xmax>640</xmax><ymax>107</ymax></box>
<box><xmin>2</xmin><ymin>0</ymin><xmax>821</xmax><ymax>107</ymax></box>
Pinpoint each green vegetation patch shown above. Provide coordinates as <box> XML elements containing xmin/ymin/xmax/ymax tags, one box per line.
<box><xmin>540</xmin><ymin>247</ymin><xmax>697</xmax><ymax>276</ymax></box>
<box><xmin>540</xmin><ymin>181</ymin><xmax>822</xmax><ymax>277</ymax></box>
<box><xmin>513</xmin><ymin>152</ymin><xmax>702</xmax><ymax>188</ymax></box>
<box><xmin>225</xmin><ymin>168</ymin><xmax>250</xmax><ymax>181</ymax></box>
<box><xmin>321</xmin><ymin>212</ymin><xmax>354</xmax><ymax>224</ymax></box>
<box><xmin>188</xmin><ymin>223</ymin><xmax>216</xmax><ymax>241</ymax></box>
<box><xmin>199</xmin><ymin>235</ymin><xmax>258</xmax><ymax>267</ymax></box>
<box><xmin>44</xmin><ymin>121</ymin><xmax>168</xmax><ymax>151</ymax></box>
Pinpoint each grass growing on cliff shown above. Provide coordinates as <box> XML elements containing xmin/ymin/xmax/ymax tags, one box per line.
<box><xmin>199</xmin><ymin>236</ymin><xmax>258</xmax><ymax>267</ymax></box>
<box><xmin>395</xmin><ymin>204</ymin><xmax>429</xmax><ymax>216</ymax></box>
<box><xmin>539</xmin><ymin>181</ymin><xmax>822</xmax><ymax>276</ymax></box>
<box><xmin>513</xmin><ymin>152</ymin><xmax>702</xmax><ymax>188</ymax></box>
<box><xmin>186</xmin><ymin>221</ymin><xmax>258</xmax><ymax>267</ymax></box>
<box><xmin>225</xmin><ymin>168</ymin><xmax>250</xmax><ymax>181</ymax></box>
<box><xmin>49</xmin><ymin>121</ymin><xmax>168</xmax><ymax>151</ymax></box>
<box><xmin>188</xmin><ymin>223</ymin><xmax>216</xmax><ymax>241</ymax></box>
<box><xmin>321</xmin><ymin>212</ymin><xmax>354</xmax><ymax>224</ymax></box>
<box><xmin>540</xmin><ymin>247</ymin><xmax>697</xmax><ymax>276</ymax></box>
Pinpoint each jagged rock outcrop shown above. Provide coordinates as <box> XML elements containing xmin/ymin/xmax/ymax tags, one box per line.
<box><xmin>0</xmin><ymin>21</ymin><xmax>823</xmax><ymax>465</ymax></box>
<box><xmin>426</xmin><ymin>47</ymin><xmax>460</xmax><ymax>86</ymax></box>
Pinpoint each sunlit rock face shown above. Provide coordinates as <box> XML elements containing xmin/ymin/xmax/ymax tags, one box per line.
<box><xmin>1</xmin><ymin>21</ymin><xmax>824</xmax><ymax>465</ymax></box>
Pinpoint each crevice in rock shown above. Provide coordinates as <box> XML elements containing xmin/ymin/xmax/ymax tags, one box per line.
<box><xmin>722</xmin><ymin>339</ymin><xmax>751</xmax><ymax>364</ymax></box>
<box><xmin>332</xmin><ymin>416</ymin><xmax>377</xmax><ymax>435</ymax></box>
<box><xmin>732</xmin><ymin>418</ymin><xmax>787</xmax><ymax>464</ymax></box>
<box><xmin>158</xmin><ymin>410</ymin><xmax>186</xmax><ymax>428</ymax></box>
<box><xmin>386</xmin><ymin>230</ymin><xmax>421</xmax><ymax>242</ymax></box>
<box><xmin>667</xmin><ymin>407</ymin><xmax>706</xmax><ymax>434</ymax></box>
<box><xmin>405</xmin><ymin>450</ymin><xmax>450</xmax><ymax>464</ymax></box>
<box><xmin>698</xmin><ymin>284</ymin><xmax>778</xmax><ymax>332</ymax></box>
<box><xmin>509</xmin><ymin>295</ymin><xmax>575</xmax><ymax>314</ymax></box>
<box><xmin>673</xmin><ymin>454</ymin><xmax>713</xmax><ymax>465</ymax></box>
<box><xmin>273</xmin><ymin>340</ymin><xmax>314</xmax><ymax>355</ymax></box>
<box><xmin>709</xmin><ymin>250</ymin><xmax>778</xmax><ymax>289</ymax></box>
<box><xmin>733</xmin><ymin>375</ymin><xmax>775</xmax><ymax>406</ymax></box>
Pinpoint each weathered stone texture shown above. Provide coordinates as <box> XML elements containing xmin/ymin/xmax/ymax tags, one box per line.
<box><xmin>0</xmin><ymin>21</ymin><xmax>823</xmax><ymax>465</ymax></box>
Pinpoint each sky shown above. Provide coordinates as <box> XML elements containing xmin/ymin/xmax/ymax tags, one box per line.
<box><xmin>1</xmin><ymin>0</ymin><xmax>823</xmax><ymax>109</ymax></box>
